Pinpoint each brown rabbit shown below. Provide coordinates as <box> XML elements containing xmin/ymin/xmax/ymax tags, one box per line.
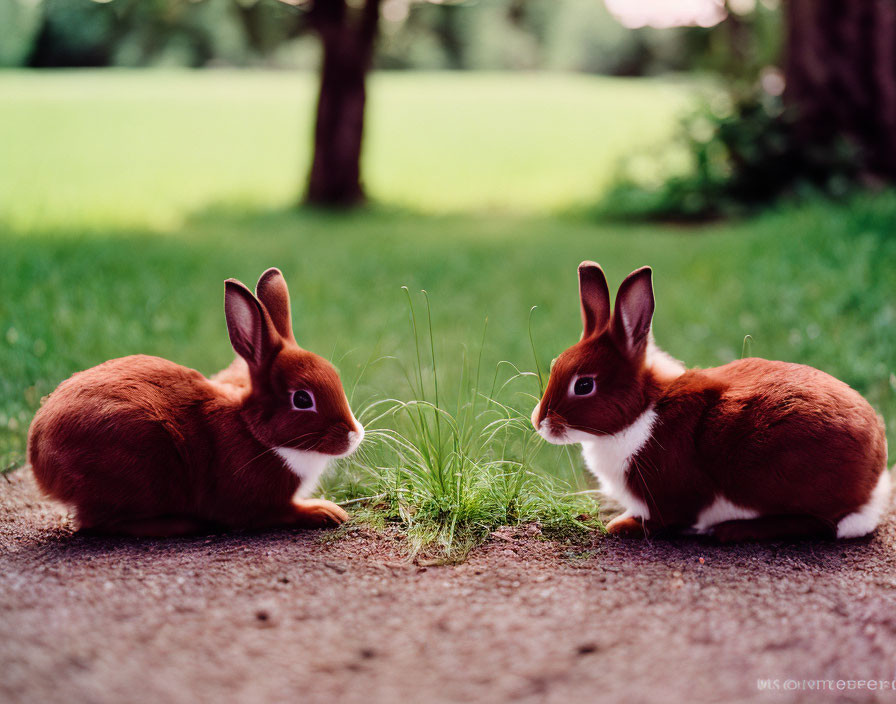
<box><xmin>532</xmin><ymin>262</ymin><xmax>890</xmax><ymax>541</ymax></box>
<box><xmin>27</xmin><ymin>268</ymin><xmax>363</xmax><ymax>537</ymax></box>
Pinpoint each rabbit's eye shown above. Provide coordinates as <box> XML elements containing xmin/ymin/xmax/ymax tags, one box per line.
<box><xmin>572</xmin><ymin>377</ymin><xmax>596</xmax><ymax>396</ymax></box>
<box><xmin>291</xmin><ymin>390</ymin><xmax>316</xmax><ymax>411</ymax></box>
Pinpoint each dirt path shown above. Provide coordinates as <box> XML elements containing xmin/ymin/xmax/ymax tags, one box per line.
<box><xmin>3</xmin><ymin>470</ymin><xmax>896</xmax><ymax>704</ymax></box>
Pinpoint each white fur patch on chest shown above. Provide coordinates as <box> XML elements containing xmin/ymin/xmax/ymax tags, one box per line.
<box><xmin>275</xmin><ymin>447</ymin><xmax>331</xmax><ymax>498</ymax></box>
<box><xmin>579</xmin><ymin>408</ymin><xmax>657</xmax><ymax>520</ymax></box>
<box><xmin>691</xmin><ymin>496</ymin><xmax>760</xmax><ymax>534</ymax></box>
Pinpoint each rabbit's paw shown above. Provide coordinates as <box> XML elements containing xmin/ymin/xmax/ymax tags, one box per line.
<box><xmin>605</xmin><ymin>514</ymin><xmax>645</xmax><ymax>538</ymax></box>
<box><xmin>293</xmin><ymin>498</ymin><xmax>349</xmax><ymax>528</ymax></box>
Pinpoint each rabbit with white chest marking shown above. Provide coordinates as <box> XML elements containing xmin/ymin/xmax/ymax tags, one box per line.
<box><xmin>28</xmin><ymin>268</ymin><xmax>363</xmax><ymax>536</ymax></box>
<box><xmin>532</xmin><ymin>262</ymin><xmax>890</xmax><ymax>541</ymax></box>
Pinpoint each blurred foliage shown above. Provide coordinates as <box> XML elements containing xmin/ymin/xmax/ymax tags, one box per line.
<box><xmin>0</xmin><ymin>0</ymin><xmax>43</xmax><ymax>66</ymax></box>
<box><xmin>684</xmin><ymin>0</ymin><xmax>782</xmax><ymax>81</ymax></box>
<box><xmin>1</xmin><ymin>0</ymin><xmax>782</xmax><ymax>75</ymax></box>
<box><xmin>601</xmin><ymin>86</ymin><xmax>861</xmax><ymax>220</ymax></box>
<box><xmin>597</xmin><ymin>0</ymin><xmax>862</xmax><ymax>220</ymax></box>
<box><xmin>23</xmin><ymin>0</ymin><xmax>264</xmax><ymax>68</ymax></box>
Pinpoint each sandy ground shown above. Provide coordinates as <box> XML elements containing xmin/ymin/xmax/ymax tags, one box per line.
<box><xmin>3</xmin><ymin>470</ymin><xmax>896</xmax><ymax>704</ymax></box>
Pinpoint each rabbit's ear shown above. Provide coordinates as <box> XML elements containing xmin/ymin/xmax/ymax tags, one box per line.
<box><xmin>613</xmin><ymin>266</ymin><xmax>654</xmax><ymax>357</ymax></box>
<box><xmin>255</xmin><ymin>267</ymin><xmax>294</xmax><ymax>341</ymax></box>
<box><xmin>225</xmin><ymin>279</ymin><xmax>277</xmax><ymax>367</ymax></box>
<box><xmin>578</xmin><ymin>261</ymin><xmax>611</xmax><ymax>338</ymax></box>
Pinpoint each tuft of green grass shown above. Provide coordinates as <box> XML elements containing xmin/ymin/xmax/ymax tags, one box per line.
<box><xmin>322</xmin><ymin>289</ymin><xmax>600</xmax><ymax>561</ymax></box>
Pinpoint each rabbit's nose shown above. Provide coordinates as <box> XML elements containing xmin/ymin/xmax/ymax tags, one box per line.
<box><xmin>531</xmin><ymin>402</ymin><xmax>542</xmax><ymax>430</ymax></box>
<box><xmin>346</xmin><ymin>427</ymin><xmax>364</xmax><ymax>453</ymax></box>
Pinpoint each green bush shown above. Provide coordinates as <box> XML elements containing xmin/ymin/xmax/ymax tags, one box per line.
<box><xmin>600</xmin><ymin>85</ymin><xmax>861</xmax><ymax>220</ymax></box>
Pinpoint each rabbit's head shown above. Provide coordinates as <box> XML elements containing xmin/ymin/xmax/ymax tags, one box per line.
<box><xmin>225</xmin><ymin>268</ymin><xmax>363</xmax><ymax>458</ymax></box>
<box><xmin>532</xmin><ymin>262</ymin><xmax>658</xmax><ymax>444</ymax></box>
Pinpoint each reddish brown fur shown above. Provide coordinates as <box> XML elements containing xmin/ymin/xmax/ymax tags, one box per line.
<box><xmin>28</xmin><ymin>268</ymin><xmax>359</xmax><ymax>536</ymax></box>
<box><xmin>534</xmin><ymin>262</ymin><xmax>888</xmax><ymax>540</ymax></box>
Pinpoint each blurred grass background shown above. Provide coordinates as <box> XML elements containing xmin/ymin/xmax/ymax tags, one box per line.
<box><xmin>2</xmin><ymin>70</ymin><xmax>894</xmax><ymax>497</ymax></box>
<box><xmin>0</xmin><ymin>70</ymin><xmax>691</xmax><ymax>229</ymax></box>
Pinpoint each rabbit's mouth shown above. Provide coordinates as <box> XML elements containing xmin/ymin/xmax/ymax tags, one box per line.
<box><xmin>306</xmin><ymin>417</ymin><xmax>365</xmax><ymax>457</ymax></box>
<box><xmin>533</xmin><ymin>407</ymin><xmax>599</xmax><ymax>446</ymax></box>
<box><xmin>538</xmin><ymin>425</ymin><xmax>570</xmax><ymax>445</ymax></box>
<box><xmin>331</xmin><ymin>426</ymin><xmax>365</xmax><ymax>458</ymax></box>
<box><xmin>532</xmin><ymin>406</ymin><xmax>573</xmax><ymax>445</ymax></box>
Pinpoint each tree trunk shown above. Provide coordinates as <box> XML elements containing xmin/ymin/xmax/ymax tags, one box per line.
<box><xmin>306</xmin><ymin>0</ymin><xmax>381</xmax><ymax>208</ymax></box>
<box><xmin>785</xmin><ymin>0</ymin><xmax>896</xmax><ymax>180</ymax></box>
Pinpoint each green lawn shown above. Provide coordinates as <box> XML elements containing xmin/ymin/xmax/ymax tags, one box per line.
<box><xmin>2</xmin><ymin>71</ymin><xmax>894</xmax><ymax>555</ymax></box>
<box><xmin>0</xmin><ymin>70</ymin><xmax>691</xmax><ymax>229</ymax></box>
